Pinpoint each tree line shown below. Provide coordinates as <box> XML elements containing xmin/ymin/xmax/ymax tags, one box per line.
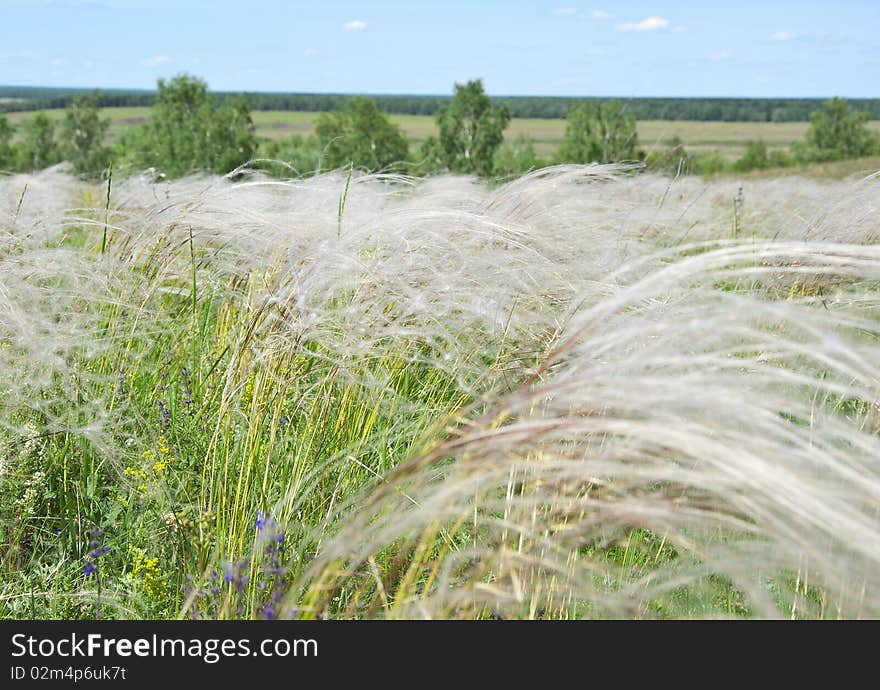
<box><xmin>645</xmin><ymin>97</ymin><xmax>880</xmax><ymax>176</ymax></box>
<box><xmin>3</xmin><ymin>85</ymin><xmax>880</xmax><ymax>123</ymax></box>
<box><xmin>0</xmin><ymin>78</ymin><xmax>259</xmax><ymax>179</ymax></box>
<box><xmin>1</xmin><ymin>75</ymin><xmax>878</xmax><ymax>181</ymax></box>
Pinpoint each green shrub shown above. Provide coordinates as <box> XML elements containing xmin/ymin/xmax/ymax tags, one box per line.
<box><xmin>0</xmin><ymin>113</ymin><xmax>14</xmax><ymax>170</ymax></box>
<box><xmin>690</xmin><ymin>152</ymin><xmax>728</xmax><ymax>176</ymax></box>
<box><xmin>16</xmin><ymin>112</ymin><xmax>61</xmax><ymax>172</ymax></box>
<box><xmin>734</xmin><ymin>140</ymin><xmax>769</xmax><ymax>172</ymax></box>
<box><xmin>493</xmin><ymin>134</ymin><xmax>542</xmax><ymax>177</ymax></box>
<box><xmin>645</xmin><ymin>136</ymin><xmax>690</xmax><ymax>174</ymax></box>
<box><xmin>122</xmin><ymin>74</ymin><xmax>257</xmax><ymax>178</ymax></box>
<box><xmin>259</xmin><ymin>134</ymin><xmax>324</xmax><ymax>177</ymax></box>
<box><xmin>558</xmin><ymin>99</ymin><xmax>639</xmax><ymax>164</ymax></box>
<box><xmin>60</xmin><ymin>91</ymin><xmax>112</xmax><ymax>179</ymax></box>
<box><xmin>315</xmin><ymin>96</ymin><xmax>409</xmax><ymax>172</ymax></box>
<box><xmin>430</xmin><ymin>79</ymin><xmax>510</xmax><ymax>177</ymax></box>
<box><xmin>767</xmin><ymin>149</ymin><xmax>795</xmax><ymax>168</ymax></box>
<box><xmin>794</xmin><ymin>97</ymin><xmax>880</xmax><ymax>162</ymax></box>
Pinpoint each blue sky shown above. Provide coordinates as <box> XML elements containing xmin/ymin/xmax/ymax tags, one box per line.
<box><xmin>1</xmin><ymin>0</ymin><xmax>877</xmax><ymax>97</ymax></box>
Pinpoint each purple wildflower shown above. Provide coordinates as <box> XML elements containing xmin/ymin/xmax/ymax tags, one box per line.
<box><xmin>157</xmin><ymin>400</ymin><xmax>170</xmax><ymax>426</ymax></box>
<box><xmin>89</xmin><ymin>545</ymin><xmax>110</xmax><ymax>559</ymax></box>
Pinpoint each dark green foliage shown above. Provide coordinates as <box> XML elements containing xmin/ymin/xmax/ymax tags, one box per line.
<box><xmin>259</xmin><ymin>134</ymin><xmax>324</xmax><ymax>176</ymax></box>
<box><xmin>5</xmin><ymin>85</ymin><xmax>878</xmax><ymax>182</ymax></box>
<box><xmin>648</xmin><ymin>137</ymin><xmax>795</xmax><ymax>178</ymax></box>
<box><xmin>145</xmin><ymin>74</ymin><xmax>211</xmax><ymax>176</ymax></box>
<box><xmin>794</xmin><ymin>98</ymin><xmax>879</xmax><ymax>162</ymax></box>
<box><xmin>315</xmin><ymin>96</ymin><xmax>409</xmax><ymax>171</ymax></box>
<box><xmin>645</xmin><ymin>139</ymin><xmax>730</xmax><ymax>177</ymax></box>
<box><xmin>734</xmin><ymin>140</ymin><xmax>795</xmax><ymax>171</ymax></box>
<box><xmin>0</xmin><ymin>112</ymin><xmax>14</xmax><ymax>170</ymax></box>
<box><xmin>734</xmin><ymin>140</ymin><xmax>769</xmax><ymax>171</ymax></box>
<box><xmin>558</xmin><ymin>100</ymin><xmax>638</xmax><ymax>164</ymax></box>
<box><xmin>206</xmin><ymin>95</ymin><xmax>258</xmax><ymax>175</ymax></box>
<box><xmin>645</xmin><ymin>136</ymin><xmax>690</xmax><ymax>174</ymax></box>
<box><xmin>112</xmin><ymin>125</ymin><xmax>148</xmax><ymax>173</ymax></box>
<box><xmin>124</xmin><ymin>74</ymin><xmax>257</xmax><ymax>178</ymax></box>
<box><xmin>60</xmin><ymin>91</ymin><xmax>111</xmax><ymax>178</ymax></box>
<box><xmin>16</xmin><ymin>112</ymin><xmax>61</xmax><ymax>172</ymax></box>
<box><xmin>493</xmin><ymin>134</ymin><xmax>542</xmax><ymax>177</ymax></box>
<box><xmin>415</xmin><ymin>136</ymin><xmax>446</xmax><ymax>175</ymax></box>
<box><xmin>432</xmin><ymin>80</ymin><xmax>510</xmax><ymax>176</ymax></box>
<box><xmin>767</xmin><ymin>149</ymin><xmax>794</xmax><ymax>168</ymax></box>
<box><xmin>690</xmin><ymin>152</ymin><xmax>728</xmax><ymax>176</ymax></box>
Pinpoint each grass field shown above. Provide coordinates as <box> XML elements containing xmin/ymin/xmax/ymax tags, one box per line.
<box><xmin>9</xmin><ymin>107</ymin><xmax>880</xmax><ymax>161</ymax></box>
<box><xmin>2</xmin><ymin>163</ymin><xmax>879</xmax><ymax>619</ymax></box>
<box><xmin>249</xmin><ymin>111</ymin><xmax>880</xmax><ymax>160</ymax></box>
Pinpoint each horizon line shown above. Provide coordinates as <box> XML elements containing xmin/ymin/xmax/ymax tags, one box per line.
<box><xmin>1</xmin><ymin>84</ymin><xmax>878</xmax><ymax>101</ymax></box>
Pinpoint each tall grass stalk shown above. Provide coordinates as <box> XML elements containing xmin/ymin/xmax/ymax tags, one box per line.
<box><xmin>100</xmin><ymin>163</ymin><xmax>112</xmax><ymax>254</ymax></box>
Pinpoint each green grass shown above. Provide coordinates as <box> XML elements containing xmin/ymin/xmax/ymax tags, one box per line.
<box><xmin>250</xmin><ymin>112</ymin><xmax>880</xmax><ymax>160</ymax></box>
<box><xmin>0</xmin><ymin>267</ymin><xmax>475</xmax><ymax>618</ymax></box>
<box><xmin>2</xmin><ymin>163</ymin><xmax>879</xmax><ymax>620</ymax></box>
<box><xmin>0</xmin><ymin>187</ymin><xmax>496</xmax><ymax>619</ymax></box>
<box><xmin>713</xmin><ymin>155</ymin><xmax>880</xmax><ymax>180</ymax></box>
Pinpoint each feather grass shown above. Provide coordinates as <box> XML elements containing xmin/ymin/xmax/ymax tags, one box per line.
<box><xmin>1</xmin><ymin>163</ymin><xmax>878</xmax><ymax>618</ymax></box>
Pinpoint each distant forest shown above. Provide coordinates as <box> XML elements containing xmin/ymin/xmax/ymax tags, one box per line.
<box><xmin>2</xmin><ymin>85</ymin><xmax>879</xmax><ymax>122</ymax></box>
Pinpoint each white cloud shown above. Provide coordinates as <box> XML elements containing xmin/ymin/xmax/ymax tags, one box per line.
<box><xmin>141</xmin><ymin>54</ymin><xmax>171</xmax><ymax>67</ymax></box>
<box><xmin>552</xmin><ymin>7</ymin><xmax>577</xmax><ymax>16</ymax></box>
<box><xmin>303</xmin><ymin>48</ymin><xmax>318</xmax><ymax>56</ymax></box>
<box><xmin>710</xmin><ymin>50</ymin><xmax>734</xmax><ymax>61</ymax></box>
<box><xmin>615</xmin><ymin>16</ymin><xmax>669</xmax><ymax>32</ymax></box>
<box><xmin>592</xmin><ymin>10</ymin><xmax>613</xmax><ymax>19</ymax></box>
<box><xmin>770</xmin><ymin>31</ymin><xmax>793</xmax><ymax>41</ymax></box>
<box><xmin>343</xmin><ymin>19</ymin><xmax>367</xmax><ymax>32</ymax></box>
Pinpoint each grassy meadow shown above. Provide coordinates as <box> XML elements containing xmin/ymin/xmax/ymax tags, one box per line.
<box><xmin>9</xmin><ymin>106</ymin><xmax>880</xmax><ymax>162</ymax></box>
<box><xmin>1</xmin><ymin>161</ymin><xmax>879</xmax><ymax>619</ymax></box>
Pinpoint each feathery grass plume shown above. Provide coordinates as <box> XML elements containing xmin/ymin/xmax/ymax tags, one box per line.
<box><xmin>0</xmin><ymin>166</ymin><xmax>127</xmax><ymax>444</ymax></box>
<box><xmin>1</xmin><ymin>162</ymin><xmax>879</xmax><ymax>619</ymax></box>
<box><xmin>273</xmin><ymin>170</ymin><xmax>880</xmax><ymax>619</ymax></box>
<box><xmin>288</xmin><ymin>238</ymin><xmax>880</xmax><ymax>618</ymax></box>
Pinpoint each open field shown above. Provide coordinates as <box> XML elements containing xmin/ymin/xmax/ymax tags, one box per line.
<box><xmin>8</xmin><ymin>107</ymin><xmax>880</xmax><ymax>161</ymax></box>
<box><xmin>719</xmin><ymin>155</ymin><xmax>880</xmax><ymax>181</ymax></box>
<box><xmin>248</xmin><ymin>111</ymin><xmax>880</xmax><ymax>160</ymax></box>
<box><xmin>2</xmin><ymin>163</ymin><xmax>879</xmax><ymax>619</ymax></box>
<box><xmin>6</xmin><ymin>106</ymin><xmax>152</xmax><ymax>144</ymax></box>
